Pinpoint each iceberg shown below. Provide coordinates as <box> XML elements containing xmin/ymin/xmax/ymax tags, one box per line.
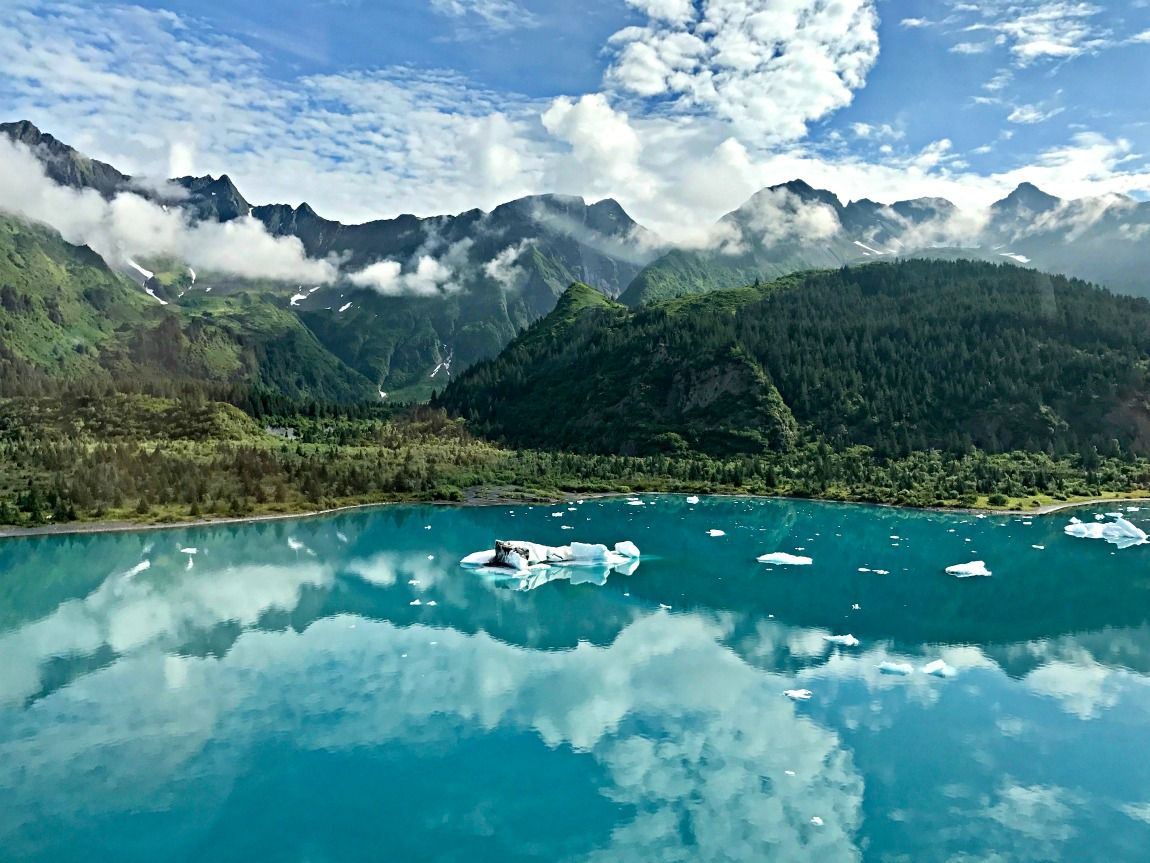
<box><xmin>922</xmin><ymin>659</ymin><xmax>956</xmax><ymax>678</ymax></box>
<box><xmin>784</xmin><ymin>689</ymin><xmax>813</xmax><ymax>701</ymax></box>
<box><xmin>614</xmin><ymin>541</ymin><xmax>641</xmax><ymax>558</ymax></box>
<box><xmin>459</xmin><ymin>538</ymin><xmax>641</xmax><ymax>590</ymax></box>
<box><xmin>945</xmin><ymin>560</ymin><xmax>991</xmax><ymax>578</ymax></box>
<box><xmin>757</xmin><ymin>553</ymin><xmax>813</xmax><ymax>566</ymax></box>
<box><xmin>823</xmin><ymin>634</ymin><xmax>860</xmax><ymax>647</ymax></box>
<box><xmin>878</xmin><ymin>661</ymin><xmax>914</xmax><ymax>676</ymax></box>
<box><xmin>1064</xmin><ymin>515</ymin><xmax>1148</xmax><ymax>549</ymax></box>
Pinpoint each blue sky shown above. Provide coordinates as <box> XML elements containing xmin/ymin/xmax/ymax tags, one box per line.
<box><xmin>3</xmin><ymin>0</ymin><xmax>1150</xmax><ymax>239</ymax></box>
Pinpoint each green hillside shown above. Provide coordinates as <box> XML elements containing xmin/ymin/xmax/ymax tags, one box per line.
<box><xmin>0</xmin><ymin>214</ymin><xmax>377</xmax><ymax>402</ymax></box>
<box><xmin>440</xmin><ymin>260</ymin><xmax>1150</xmax><ymax>458</ymax></box>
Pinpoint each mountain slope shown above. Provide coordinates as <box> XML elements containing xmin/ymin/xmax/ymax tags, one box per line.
<box><xmin>0</xmin><ymin>213</ymin><xmax>377</xmax><ymax>401</ymax></box>
<box><xmin>441</xmin><ymin>260</ymin><xmax>1150</xmax><ymax>457</ymax></box>
<box><xmin>1</xmin><ymin>121</ymin><xmax>661</xmax><ymax>398</ymax></box>
<box><xmin>436</xmin><ymin>282</ymin><xmax>799</xmax><ymax>456</ymax></box>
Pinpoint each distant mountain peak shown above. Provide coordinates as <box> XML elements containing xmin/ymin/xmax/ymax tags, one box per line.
<box><xmin>995</xmin><ymin>181</ymin><xmax>1061</xmax><ymax>213</ymax></box>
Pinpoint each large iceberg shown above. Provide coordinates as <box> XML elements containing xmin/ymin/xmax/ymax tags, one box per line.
<box><xmin>1064</xmin><ymin>515</ymin><xmax>1148</xmax><ymax>549</ymax></box>
<box><xmin>757</xmin><ymin>552</ymin><xmax>813</xmax><ymax>566</ymax></box>
<box><xmin>945</xmin><ymin>560</ymin><xmax>991</xmax><ymax>578</ymax></box>
<box><xmin>460</xmin><ymin>539</ymin><xmax>641</xmax><ymax>590</ymax></box>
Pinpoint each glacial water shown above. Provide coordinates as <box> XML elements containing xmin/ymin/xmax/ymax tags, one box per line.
<box><xmin>2</xmin><ymin>496</ymin><xmax>1149</xmax><ymax>862</ymax></box>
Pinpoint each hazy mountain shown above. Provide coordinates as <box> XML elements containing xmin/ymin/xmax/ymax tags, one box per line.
<box><xmin>1</xmin><ymin>121</ymin><xmax>661</xmax><ymax>400</ymax></box>
<box><xmin>622</xmin><ymin>179</ymin><xmax>1150</xmax><ymax>305</ymax></box>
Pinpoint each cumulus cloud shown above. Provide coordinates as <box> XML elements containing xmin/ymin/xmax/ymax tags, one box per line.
<box><xmin>606</xmin><ymin>0</ymin><xmax>880</xmax><ymax>142</ymax></box>
<box><xmin>3</xmin><ymin>0</ymin><xmax>1150</xmax><ymax>252</ymax></box>
<box><xmin>0</xmin><ymin>137</ymin><xmax>337</xmax><ymax>284</ymax></box>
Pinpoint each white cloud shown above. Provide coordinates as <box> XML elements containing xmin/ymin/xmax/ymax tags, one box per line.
<box><xmin>950</xmin><ymin>1</ymin><xmax>1113</xmax><ymax>66</ymax></box>
<box><xmin>605</xmin><ymin>0</ymin><xmax>881</xmax><ymax>142</ymax></box>
<box><xmin>0</xmin><ymin>137</ymin><xmax>338</xmax><ymax>284</ymax></box>
<box><xmin>428</xmin><ymin>0</ymin><xmax>537</xmax><ymax>33</ymax></box>
<box><xmin>1007</xmin><ymin>103</ymin><xmax>1065</xmax><ymax>124</ymax></box>
<box><xmin>3</xmin><ymin>0</ymin><xmax>1149</xmax><ymax>252</ymax></box>
<box><xmin>951</xmin><ymin>41</ymin><xmax>992</xmax><ymax>54</ymax></box>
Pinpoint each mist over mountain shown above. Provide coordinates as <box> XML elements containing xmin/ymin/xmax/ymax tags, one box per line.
<box><xmin>3</xmin><ymin>119</ymin><xmax>1149</xmax><ymax>399</ymax></box>
<box><xmin>623</xmin><ymin>178</ymin><xmax>1150</xmax><ymax>305</ymax></box>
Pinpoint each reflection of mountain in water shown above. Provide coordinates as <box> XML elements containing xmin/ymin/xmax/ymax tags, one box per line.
<box><xmin>2</xmin><ymin>498</ymin><xmax>1150</xmax><ymax>710</ymax></box>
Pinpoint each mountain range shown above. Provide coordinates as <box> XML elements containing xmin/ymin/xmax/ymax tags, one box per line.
<box><xmin>2</xmin><ymin>119</ymin><xmax>1149</xmax><ymax>401</ymax></box>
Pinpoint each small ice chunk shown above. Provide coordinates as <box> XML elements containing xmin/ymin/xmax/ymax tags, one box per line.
<box><xmin>707</xmin><ymin>529</ymin><xmax>726</xmax><ymax>537</ymax></box>
<box><xmin>627</xmin><ymin>500</ymin><xmax>645</xmax><ymax>506</ymax></box>
<box><xmin>878</xmin><ymin>661</ymin><xmax>914</xmax><ymax>676</ymax></box>
<box><xmin>562</xmin><ymin>525</ymin><xmax>574</xmax><ymax>530</ymax></box>
<box><xmin>185</xmin><ymin>557</ymin><xmax>194</xmax><ymax>571</ymax></box>
<box><xmin>823</xmin><ymin>634</ymin><xmax>860</xmax><ymax>647</ymax></box>
<box><xmin>552</xmin><ymin>512</ymin><xmax>564</xmax><ymax>517</ymax></box>
<box><xmin>287</xmin><ymin>537</ymin><xmax>314</xmax><ymax>555</ymax></box>
<box><xmin>922</xmin><ymin>659</ymin><xmax>956</xmax><ymax>678</ymax></box>
<box><xmin>180</xmin><ymin>547</ymin><xmax>198</xmax><ymax>555</ymax></box>
<box><xmin>810</xmin><ymin>816</ymin><xmax>824</xmax><ymax>827</ymax></box>
<box><xmin>615</xmin><ymin>541</ymin><xmax>641</xmax><ymax>558</ymax></box>
<box><xmin>945</xmin><ymin>561</ymin><xmax>991</xmax><ymax>578</ymax></box>
<box><xmin>289</xmin><ymin>292</ymin><xmax>308</xmax><ymax>306</ymax></box>
<box><xmin>874</xmin><ymin>569</ymin><xmax>890</xmax><ymax>575</ymax></box>
<box><xmin>851</xmin><ymin>603</ymin><xmax>861</xmax><ymax>610</ymax></box>
<box><xmin>1069</xmin><ymin>516</ymin><xmax>1082</xmax><ymax>524</ymax></box>
<box><xmin>410</xmin><ymin>599</ymin><xmax>422</xmax><ymax>606</ymax></box>
<box><xmin>337</xmin><ymin>302</ymin><xmax>352</xmax><ymax>313</ymax></box>
<box><xmin>336</xmin><ymin>532</ymin><xmax>348</xmax><ymax>543</ymax></box>
<box><xmin>659</xmin><ymin>603</ymin><xmax>672</xmax><ymax>610</ymax></box>
<box><xmin>784</xmin><ymin>689</ymin><xmax>813</xmax><ymax>701</ymax></box>
<box><xmin>757</xmin><ymin>552</ymin><xmax>813</xmax><ymax>566</ymax></box>
<box><xmin>1032</xmin><ymin>544</ymin><xmax>1045</xmax><ymax>550</ymax></box>
<box><xmin>426</xmin><ymin>600</ymin><xmax>437</xmax><ymax>607</ymax></box>
<box><xmin>686</xmin><ymin>495</ymin><xmax>700</xmax><ymax>505</ymax></box>
<box><xmin>857</xmin><ymin>567</ymin><xmax>871</xmax><ymax>573</ymax></box>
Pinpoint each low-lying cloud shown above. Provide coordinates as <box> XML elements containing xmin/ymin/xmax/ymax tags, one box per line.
<box><xmin>0</xmin><ymin>138</ymin><xmax>338</xmax><ymax>285</ymax></box>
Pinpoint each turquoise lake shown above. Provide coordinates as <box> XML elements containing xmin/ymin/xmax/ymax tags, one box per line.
<box><xmin>2</xmin><ymin>495</ymin><xmax>1150</xmax><ymax>862</ymax></box>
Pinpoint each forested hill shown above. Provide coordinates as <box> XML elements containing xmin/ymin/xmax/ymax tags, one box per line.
<box><xmin>438</xmin><ymin>260</ymin><xmax>1150</xmax><ymax>458</ymax></box>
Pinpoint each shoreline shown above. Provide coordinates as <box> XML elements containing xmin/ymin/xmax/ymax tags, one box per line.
<box><xmin>1</xmin><ymin>490</ymin><xmax>1144</xmax><ymax>541</ymax></box>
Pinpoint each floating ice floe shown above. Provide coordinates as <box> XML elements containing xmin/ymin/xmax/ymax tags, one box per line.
<box><xmin>945</xmin><ymin>560</ymin><xmax>991</xmax><ymax>578</ymax></box>
<box><xmin>784</xmin><ymin>689</ymin><xmax>813</xmax><ymax>701</ymax></box>
<box><xmin>707</xmin><ymin>529</ymin><xmax>726</xmax><ymax>537</ymax></box>
<box><xmin>823</xmin><ymin>634</ymin><xmax>860</xmax><ymax>647</ymax></box>
<box><xmin>922</xmin><ymin>659</ymin><xmax>956</xmax><ymax>678</ymax></box>
<box><xmin>289</xmin><ymin>292</ymin><xmax>308</xmax><ymax>306</ymax></box>
<box><xmin>180</xmin><ymin>547</ymin><xmax>197</xmax><ymax>555</ymax></box>
<box><xmin>1064</xmin><ymin>515</ymin><xmax>1148</xmax><ymax>549</ymax></box>
<box><xmin>757</xmin><ymin>552</ymin><xmax>813</xmax><ymax>566</ymax></box>
<box><xmin>686</xmin><ymin>495</ymin><xmax>700</xmax><ymax>505</ymax></box>
<box><xmin>878</xmin><ymin>661</ymin><xmax>914</xmax><ymax>676</ymax></box>
<box><xmin>460</xmin><ymin>539</ymin><xmax>641</xmax><ymax>590</ymax></box>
